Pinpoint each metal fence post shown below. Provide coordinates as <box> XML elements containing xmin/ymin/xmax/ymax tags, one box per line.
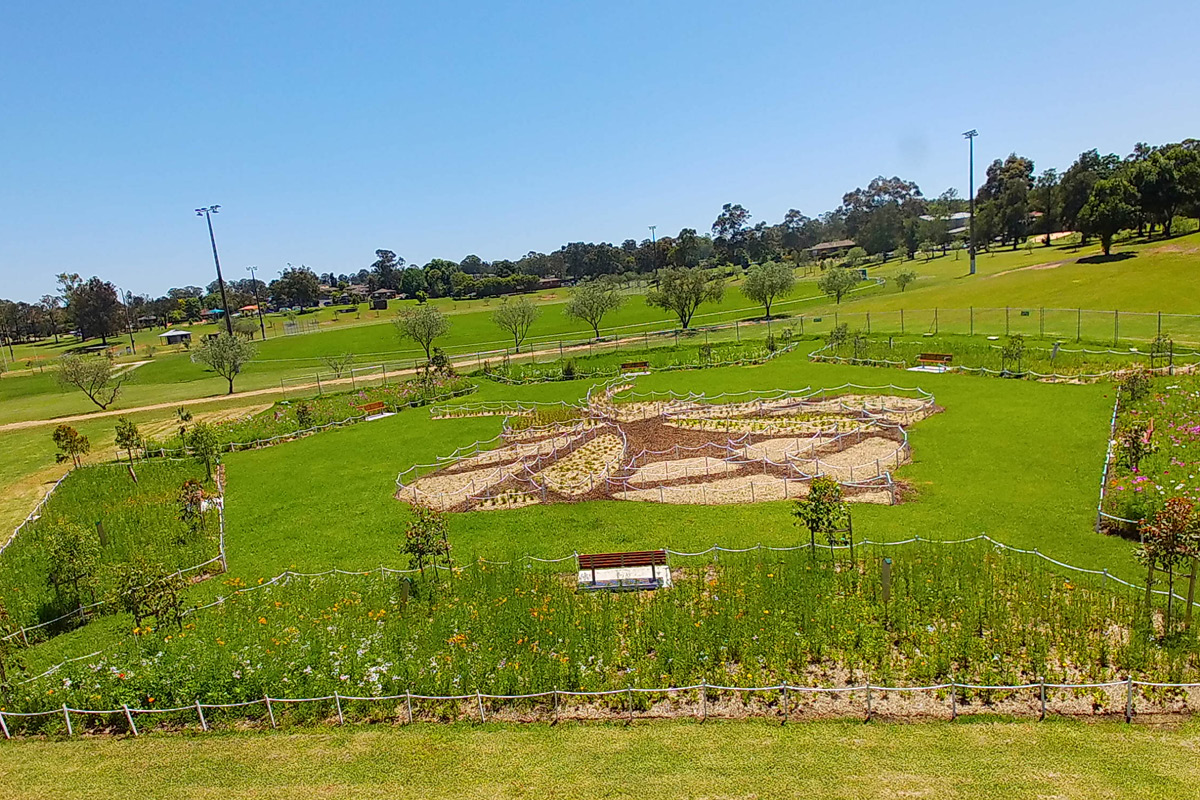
<box><xmin>1125</xmin><ymin>676</ymin><xmax>1133</xmax><ymax>723</ymax></box>
<box><xmin>1115</xmin><ymin>310</ymin><xmax>1119</xmax><ymax>346</ymax></box>
<box><xmin>265</xmin><ymin>695</ymin><xmax>276</xmax><ymax>728</ymax></box>
<box><xmin>0</xmin><ymin>710</ymin><xmax>9</xmax><ymax>740</ymax></box>
<box><xmin>406</xmin><ymin>690</ymin><xmax>414</xmax><ymax>724</ymax></box>
<box><xmin>865</xmin><ymin>685</ymin><xmax>872</xmax><ymax>722</ymax></box>
<box><xmin>335</xmin><ymin>692</ymin><xmax>344</xmax><ymax>725</ymax></box>
<box><xmin>627</xmin><ymin>687</ymin><xmax>633</xmax><ymax>725</ymax></box>
<box><xmin>1039</xmin><ymin>679</ymin><xmax>1046</xmax><ymax>721</ymax></box>
<box><xmin>63</xmin><ymin>704</ymin><xmax>73</xmax><ymax>736</ymax></box>
<box><xmin>197</xmin><ymin>700</ymin><xmax>208</xmax><ymax>731</ymax></box>
<box><xmin>700</xmin><ymin>679</ymin><xmax>707</xmax><ymax>723</ymax></box>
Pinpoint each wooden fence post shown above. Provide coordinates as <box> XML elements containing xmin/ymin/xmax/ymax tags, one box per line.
<box><xmin>123</xmin><ymin>704</ymin><xmax>138</xmax><ymax>737</ymax></box>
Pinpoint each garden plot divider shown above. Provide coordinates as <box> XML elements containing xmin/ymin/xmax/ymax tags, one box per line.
<box><xmin>10</xmin><ymin>676</ymin><xmax>1200</xmax><ymax>739</ymax></box>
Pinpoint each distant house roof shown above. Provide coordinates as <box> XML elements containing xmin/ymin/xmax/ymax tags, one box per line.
<box><xmin>809</xmin><ymin>239</ymin><xmax>856</xmax><ymax>253</ymax></box>
<box><xmin>239</xmin><ymin>305</ymin><xmax>259</xmax><ymax>312</ymax></box>
<box><xmin>158</xmin><ymin>329</ymin><xmax>192</xmax><ymax>338</ymax></box>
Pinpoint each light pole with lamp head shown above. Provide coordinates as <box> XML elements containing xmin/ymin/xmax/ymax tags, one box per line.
<box><xmin>963</xmin><ymin>130</ymin><xmax>978</xmax><ymax>276</ymax></box>
<box><xmin>196</xmin><ymin>205</ymin><xmax>234</xmax><ymax>336</ymax></box>
<box><xmin>246</xmin><ymin>265</ymin><xmax>267</xmax><ymax>340</ymax></box>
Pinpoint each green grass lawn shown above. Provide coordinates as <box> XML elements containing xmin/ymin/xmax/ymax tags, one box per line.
<box><xmin>2</xmin><ymin>720</ymin><xmax>1199</xmax><ymax>799</ymax></box>
<box><xmin>219</xmin><ymin>347</ymin><xmax>1125</xmax><ymax>582</ymax></box>
<box><xmin>4</xmin><ymin>230</ymin><xmax>1199</xmax><ymax>426</ymax></box>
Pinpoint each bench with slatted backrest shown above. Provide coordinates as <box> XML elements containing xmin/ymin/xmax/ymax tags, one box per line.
<box><xmin>620</xmin><ymin>361</ymin><xmax>650</xmax><ymax>373</ymax></box>
<box><xmin>577</xmin><ymin>549</ymin><xmax>669</xmax><ymax>592</ymax></box>
<box><xmin>357</xmin><ymin>401</ymin><xmax>387</xmax><ymax>416</ymax></box>
<box><xmin>916</xmin><ymin>353</ymin><xmax>952</xmax><ymax>366</ymax></box>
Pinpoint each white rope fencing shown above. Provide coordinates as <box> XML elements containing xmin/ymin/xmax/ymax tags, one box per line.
<box><xmin>4</xmin><ymin>674</ymin><xmax>1187</xmax><ymax>738</ymax></box>
<box><xmin>482</xmin><ymin>341</ymin><xmax>800</xmax><ymax>385</ymax></box>
<box><xmin>809</xmin><ymin>342</ymin><xmax>1199</xmax><ymax>382</ymax></box>
<box><xmin>0</xmin><ymin>470</ymin><xmax>73</xmax><ymax>558</ymax></box>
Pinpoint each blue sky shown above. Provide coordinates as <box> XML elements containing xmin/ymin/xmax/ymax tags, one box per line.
<box><xmin>3</xmin><ymin>0</ymin><xmax>1198</xmax><ymax>301</ymax></box>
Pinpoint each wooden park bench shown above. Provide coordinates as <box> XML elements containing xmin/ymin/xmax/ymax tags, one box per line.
<box><xmin>356</xmin><ymin>401</ymin><xmax>387</xmax><ymax>417</ymax></box>
<box><xmin>916</xmin><ymin>353</ymin><xmax>953</xmax><ymax>366</ymax></box>
<box><xmin>620</xmin><ymin>361</ymin><xmax>650</xmax><ymax>374</ymax></box>
<box><xmin>577</xmin><ymin>550</ymin><xmax>670</xmax><ymax>592</ymax></box>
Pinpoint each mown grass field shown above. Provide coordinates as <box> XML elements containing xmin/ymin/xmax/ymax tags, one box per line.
<box><xmin>3</xmin><ymin>229</ymin><xmax>1198</xmax><ymax>427</ymax></box>
<box><xmin>2</xmin><ymin>720</ymin><xmax>1199</xmax><ymax>799</ymax></box>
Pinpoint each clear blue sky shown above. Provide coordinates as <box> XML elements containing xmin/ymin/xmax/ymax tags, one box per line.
<box><xmin>3</xmin><ymin>1</ymin><xmax>1198</xmax><ymax>302</ymax></box>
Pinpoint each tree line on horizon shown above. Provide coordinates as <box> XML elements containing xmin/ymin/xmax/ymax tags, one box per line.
<box><xmin>2</xmin><ymin>136</ymin><xmax>1199</xmax><ymax>351</ymax></box>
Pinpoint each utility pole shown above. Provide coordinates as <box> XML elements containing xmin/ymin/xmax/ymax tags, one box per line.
<box><xmin>195</xmin><ymin>205</ymin><xmax>234</xmax><ymax>336</ymax></box>
<box><xmin>963</xmin><ymin>130</ymin><xmax>978</xmax><ymax>276</ymax></box>
<box><xmin>246</xmin><ymin>265</ymin><xmax>267</xmax><ymax>340</ymax></box>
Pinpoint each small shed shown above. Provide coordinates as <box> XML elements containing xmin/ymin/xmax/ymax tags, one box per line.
<box><xmin>158</xmin><ymin>329</ymin><xmax>192</xmax><ymax>346</ymax></box>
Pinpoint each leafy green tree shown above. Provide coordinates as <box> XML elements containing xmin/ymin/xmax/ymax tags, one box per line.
<box><xmin>57</xmin><ymin>353</ymin><xmax>126</xmax><ymax>409</ymax></box>
<box><xmin>792</xmin><ymin>476</ymin><xmax>850</xmax><ymax>551</ymax></box>
<box><xmin>646</xmin><ymin>267</ymin><xmax>724</xmax><ymax>329</ymax></box>
<box><xmin>270</xmin><ymin>265</ymin><xmax>321</xmax><ymax>308</ymax></box>
<box><xmin>146</xmin><ymin>571</ymin><xmax>188</xmax><ymax>631</ymax></box>
<box><xmin>107</xmin><ymin>555</ymin><xmax>160</xmax><ymax>629</ymax></box>
<box><xmin>817</xmin><ymin>266</ymin><xmax>859</xmax><ymax>304</ymax></box>
<box><xmin>232</xmin><ymin>316</ymin><xmax>259</xmax><ymax>340</ymax></box>
<box><xmin>977</xmin><ymin>153</ymin><xmax>1035</xmax><ymax>249</ymax></box>
<box><xmin>46</xmin><ymin>523</ymin><xmax>101</xmax><ymax>609</ymax></box>
<box><xmin>1032</xmin><ymin>169</ymin><xmax>1060</xmax><ymax>245</ymax></box>
<box><xmin>564</xmin><ymin>280</ymin><xmax>624</xmax><ymax>337</ymax></box>
<box><xmin>668</xmin><ymin>228</ymin><xmax>704</xmax><ymax>268</ymax></box>
<box><xmin>114</xmin><ymin>417</ymin><xmax>141</xmax><ymax>463</ymax></box>
<box><xmin>186</xmin><ymin>422</ymin><xmax>220</xmax><ymax>481</ymax></box>
<box><xmin>399</xmin><ymin>266</ymin><xmax>427</xmax><ymax>297</ymax></box>
<box><xmin>1001</xmin><ymin>334</ymin><xmax>1026</xmax><ymax>373</ymax></box>
<box><xmin>52</xmin><ymin>424</ymin><xmax>90</xmax><ymax>467</ymax></box>
<box><xmin>65</xmin><ymin>276</ymin><xmax>123</xmax><ymax>343</ymax></box>
<box><xmin>1058</xmin><ymin>149</ymin><xmax>1121</xmax><ymax>237</ymax></box>
<box><xmin>191</xmin><ymin>332</ymin><xmax>257</xmax><ymax>394</ymax></box>
<box><xmin>491</xmin><ymin>297</ymin><xmax>540</xmax><ymax>352</ymax></box>
<box><xmin>711</xmin><ymin>203</ymin><xmax>751</xmax><ymax>265</ymax></box>
<box><xmin>394</xmin><ymin>304</ymin><xmax>451</xmax><ymax>360</ymax></box>
<box><xmin>402</xmin><ymin>506</ymin><xmax>452</xmax><ymax>581</ymax></box>
<box><xmin>1078</xmin><ymin>177</ymin><xmax>1138</xmax><ymax>255</ymax></box>
<box><xmin>369</xmin><ymin>250</ymin><xmax>405</xmax><ymax>291</ymax></box>
<box><xmin>1137</xmin><ymin>497</ymin><xmax>1200</xmax><ymax>628</ymax></box>
<box><xmin>844</xmin><ymin>247</ymin><xmax>867</xmax><ymax>268</ymax></box>
<box><xmin>894</xmin><ymin>270</ymin><xmax>917</xmax><ymax>292</ymax></box>
<box><xmin>177</xmin><ymin>478</ymin><xmax>208</xmax><ymax>536</ymax></box>
<box><xmin>741</xmin><ymin>261</ymin><xmax>796</xmax><ymax>319</ymax></box>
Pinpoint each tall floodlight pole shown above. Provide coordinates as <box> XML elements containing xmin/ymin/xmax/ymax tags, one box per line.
<box><xmin>963</xmin><ymin>130</ymin><xmax>978</xmax><ymax>276</ymax></box>
<box><xmin>195</xmin><ymin>205</ymin><xmax>234</xmax><ymax>335</ymax></box>
<box><xmin>246</xmin><ymin>265</ymin><xmax>267</xmax><ymax>340</ymax></box>
<box><xmin>648</xmin><ymin>225</ymin><xmax>657</xmax><ymax>271</ymax></box>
